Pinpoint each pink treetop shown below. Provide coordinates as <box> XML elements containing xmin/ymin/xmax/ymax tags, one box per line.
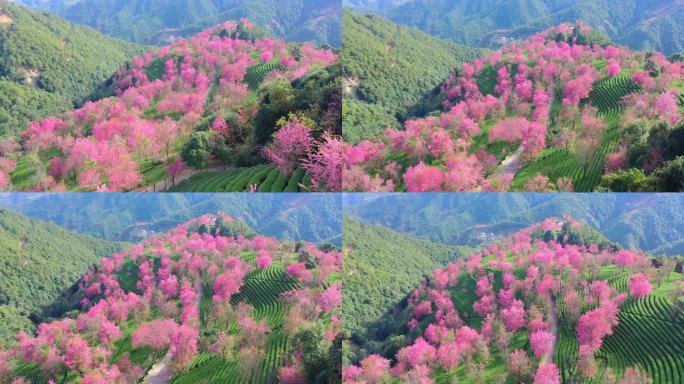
<box><xmin>213</xmin><ymin>269</ymin><xmax>246</xmax><ymax>303</ymax></box>
<box><xmin>475</xmin><ymin>275</ymin><xmax>492</xmax><ymax>296</ymax></box>
<box><xmin>606</xmin><ymin>59</ymin><xmax>621</xmax><ymax>77</ymax></box>
<box><xmin>132</xmin><ymin>319</ymin><xmax>178</xmax><ymax>349</ymax></box>
<box><xmin>404</xmin><ymin>162</ymin><xmax>444</xmax><ymax>192</ymax></box>
<box><xmin>577</xmin><ymin>305</ymin><xmax>617</xmax><ymax>351</ymax></box>
<box><xmin>508</xmin><ymin>349</ymin><xmax>531</xmax><ymax>376</ymax></box>
<box><xmin>263</xmin><ymin>118</ymin><xmax>314</xmax><ymax>175</ymax></box>
<box><xmin>530</xmin><ymin>330</ymin><xmax>555</xmax><ymax>358</ymax></box>
<box><xmin>160</xmin><ymin>274</ymin><xmax>179</xmax><ymax>297</ymax></box>
<box><xmin>168</xmin><ymin>158</ymin><xmax>188</xmax><ymax>180</ymax></box>
<box><xmin>655</xmin><ymin>90</ymin><xmax>681</xmax><ymax>125</ymax></box>
<box><xmin>63</xmin><ymin>335</ymin><xmax>94</xmax><ymax>372</ymax></box>
<box><xmin>256</xmin><ymin>251</ymin><xmax>272</xmax><ymax>269</ymax></box>
<box><xmin>319</xmin><ymin>282</ymin><xmax>342</xmax><ymax>312</ymax></box>
<box><xmin>629</xmin><ymin>273</ymin><xmax>652</xmax><ymax>299</ymax></box>
<box><xmin>631</xmin><ymin>71</ymin><xmax>655</xmax><ymax>88</ymax></box>
<box><xmin>534</xmin><ymin>363</ymin><xmax>560</xmax><ymax>384</ymax></box>
<box><xmin>303</xmin><ymin>132</ymin><xmax>343</xmax><ymax>192</ymax></box>
<box><xmin>473</xmin><ymin>294</ymin><xmax>496</xmax><ymax>316</ymax></box>
<box><xmin>358</xmin><ymin>354</ymin><xmax>391</xmax><ymax>382</ymax></box>
<box><xmin>604</xmin><ymin>148</ymin><xmax>629</xmax><ymax>174</ymax></box>
<box><xmin>211</xmin><ymin>116</ymin><xmax>230</xmax><ymax>137</ymax></box>
<box><xmin>286</xmin><ymin>262</ymin><xmax>314</xmax><ymax>285</ymax></box>
<box><xmin>413</xmin><ymin>300</ymin><xmax>433</xmax><ymax>319</ymax></box>
<box><xmin>397</xmin><ymin>337</ymin><xmax>436</xmax><ymax>368</ymax></box>
<box><xmin>614</xmin><ymin>250</ymin><xmax>636</xmax><ymax>268</ymax></box>
<box><xmin>502</xmin><ymin>301</ymin><xmax>526</xmax><ymax>332</ymax></box>
<box><xmin>170</xmin><ymin>324</ymin><xmax>199</xmax><ymax>368</ymax></box>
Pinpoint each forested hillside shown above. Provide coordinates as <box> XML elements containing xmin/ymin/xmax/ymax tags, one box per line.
<box><xmin>0</xmin><ymin>214</ymin><xmax>342</xmax><ymax>383</ymax></box>
<box><xmin>364</xmin><ymin>0</ymin><xmax>684</xmax><ymax>56</ymax></box>
<box><xmin>18</xmin><ymin>0</ymin><xmax>342</xmax><ymax>47</ymax></box>
<box><xmin>0</xmin><ymin>19</ymin><xmax>341</xmax><ymax>192</ymax></box>
<box><xmin>343</xmin><ymin>218</ymin><xmax>473</xmax><ymax>354</ymax></box>
<box><xmin>0</xmin><ymin>209</ymin><xmax>125</xmax><ymax>344</ymax></box>
<box><xmin>345</xmin><ymin>194</ymin><xmax>684</xmax><ymax>255</ymax></box>
<box><xmin>342</xmin><ymin>11</ymin><xmax>482</xmax><ymax>143</ymax></box>
<box><xmin>0</xmin><ymin>2</ymin><xmax>144</xmax><ymax>138</ymax></box>
<box><xmin>342</xmin><ymin>21</ymin><xmax>684</xmax><ymax>192</ymax></box>
<box><xmin>344</xmin><ymin>218</ymin><xmax>684</xmax><ymax>383</ymax></box>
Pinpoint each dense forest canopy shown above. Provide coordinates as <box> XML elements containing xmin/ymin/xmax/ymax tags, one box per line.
<box><xmin>342</xmin><ymin>11</ymin><xmax>482</xmax><ymax>143</ymax></box>
<box><xmin>0</xmin><ymin>209</ymin><xmax>125</xmax><ymax>344</ymax></box>
<box><xmin>0</xmin><ymin>2</ymin><xmax>144</xmax><ymax>138</ymax></box>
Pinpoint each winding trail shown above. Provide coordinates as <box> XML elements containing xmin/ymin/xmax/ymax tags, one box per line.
<box><xmin>543</xmin><ymin>294</ymin><xmax>559</xmax><ymax>364</ymax></box>
<box><xmin>143</xmin><ymin>281</ymin><xmax>205</xmax><ymax>383</ymax></box>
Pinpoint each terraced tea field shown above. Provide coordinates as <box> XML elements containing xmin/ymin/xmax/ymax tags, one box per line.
<box><xmin>512</xmin><ymin>72</ymin><xmax>639</xmax><ymax>191</ymax></box>
<box><xmin>166</xmin><ymin>164</ymin><xmax>311</xmax><ymax>192</ymax></box>
<box><xmin>172</xmin><ymin>254</ymin><xmax>300</xmax><ymax>384</ymax></box>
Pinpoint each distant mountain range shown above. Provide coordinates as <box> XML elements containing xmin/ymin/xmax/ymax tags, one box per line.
<box><xmin>15</xmin><ymin>0</ymin><xmax>342</xmax><ymax>46</ymax></box>
<box><xmin>345</xmin><ymin>194</ymin><xmax>684</xmax><ymax>255</ymax></box>
<box><xmin>345</xmin><ymin>0</ymin><xmax>684</xmax><ymax>55</ymax></box>
<box><xmin>0</xmin><ymin>193</ymin><xmax>342</xmax><ymax>245</ymax></box>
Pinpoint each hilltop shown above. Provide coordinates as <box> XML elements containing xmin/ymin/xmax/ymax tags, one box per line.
<box><xmin>0</xmin><ymin>213</ymin><xmax>342</xmax><ymax>383</ymax></box>
<box><xmin>0</xmin><ymin>209</ymin><xmax>125</xmax><ymax>345</ymax></box>
<box><xmin>0</xmin><ymin>19</ymin><xmax>342</xmax><ymax>192</ymax></box>
<box><xmin>342</xmin><ymin>21</ymin><xmax>684</xmax><ymax>192</ymax></box>
<box><xmin>344</xmin><ymin>218</ymin><xmax>684</xmax><ymax>383</ymax></box>
<box><xmin>0</xmin><ymin>2</ymin><xmax>144</xmax><ymax>138</ymax></box>
<box><xmin>342</xmin><ymin>11</ymin><xmax>482</xmax><ymax>144</ymax></box>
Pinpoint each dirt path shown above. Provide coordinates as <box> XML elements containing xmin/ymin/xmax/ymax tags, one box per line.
<box><xmin>495</xmin><ymin>85</ymin><xmax>556</xmax><ymax>179</ymax></box>
<box><xmin>142</xmin><ymin>353</ymin><xmax>174</xmax><ymax>384</ymax></box>
<box><xmin>542</xmin><ymin>294</ymin><xmax>559</xmax><ymax>364</ymax></box>
<box><xmin>143</xmin><ymin>282</ymin><xmax>204</xmax><ymax>383</ymax></box>
<box><xmin>497</xmin><ymin>145</ymin><xmax>525</xmax><ymax>178</ymax></box>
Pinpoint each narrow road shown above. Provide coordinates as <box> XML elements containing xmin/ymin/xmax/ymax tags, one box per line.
<box><xmin>542</xmin><ymin>294</ymin><xmax>559</xmax><ymax>364</ymax></box>
<box><xmin>143</xmin><ymin>282</ymin><xmax>204</xmax><ymax>383</ymax></box>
